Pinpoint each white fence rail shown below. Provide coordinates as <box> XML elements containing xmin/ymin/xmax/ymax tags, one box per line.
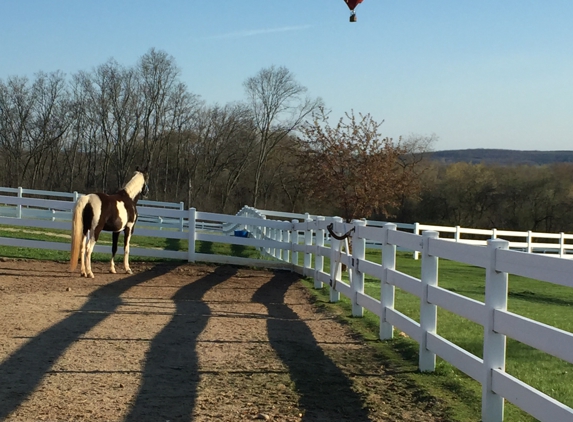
<box><xmin>0</xmin><ymin>186</ymin><xmax>186</xmax><ymax>231</ymax></box>
<box><xmin>1</xmin><ymin>188</ymin><xmax>573</xmax><ymax>421</ymax></box>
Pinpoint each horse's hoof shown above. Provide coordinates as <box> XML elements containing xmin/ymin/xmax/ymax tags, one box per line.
<box><xmin>126</xmin><ymin>269</ymin><xmax>133</xmax><ymax>274</ymax></box>
<box><xmin>88</xmin><ymin>273</ymin><xmax>95</xmax><ymax>279</ymax></box>
<box><xmin>110</xmin><ymin>268</ymin><xmax>116</xmax><ymax>274</ymax></box>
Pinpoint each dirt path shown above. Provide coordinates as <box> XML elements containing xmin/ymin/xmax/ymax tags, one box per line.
<box><xmin>0</xmin><ymin>260</ymin><xmax>448</xmax><ymax>421</ymax></box>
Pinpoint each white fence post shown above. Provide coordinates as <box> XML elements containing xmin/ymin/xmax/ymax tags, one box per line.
<box><xmin>179</xmin><ymin>202</ymin><xmax>184</xmax><ymax>232</ymax></box>
<box><xmin>272</xmin><ymin>228</ymin><xmax>277</xmax><ymax>258</ymax></box>
<box><xmin>413</xmin><ymin>222</ymin><xmax>420</xmax><ymax>260</ymax></box>
<box><xmin>527</xmin><ymin>230</ymin><xmax>533</xmax><ymax>253</ymax></box>
<box><xmin>256</xmin><ymin>214</ymin><xmax>267</xmax><ymax>254</ymax></box>
<box><xmin>420</xmin><ymin>230</ymin><xmax>439</xmax><ymax>372</ymax></box>
<box><xmin>381</xmin><ymin>223</ymin><xmax>397</xmax><ymax>340</ymax></box>
<box><xmin>329</xmin><ymin>217</ymin><xmax>343</xmax><ymax>303</ymax></box>
<box><xmin>17</xmin><ymin>187</ymin><xmax>23</xmax><ymax>219</ymax></box>
<box><xmin>291</xmin><ymin>219</ymin><xmax>299</xmax><ymax>267</ymax></box>
<box><xmin>560</xmin><ymin>232</ymin><xmax>565</xmax><ymax>258</ymax></box>
<box><xmin>304</xmin><ymin>214</ymin><xmax>312</xmax><ymax>276</ymax></box>
<box><xmin>277</xmin><ymin>228</ymin><xmax>284</xmax><ymax>261</ymax></box>
<box><xmin>482</xmin><ymin>238</ymin><xmax>509</xmax><ymax>422</ymax></box>
<box><xmin>187</xmin><ymin>207</ymin><xmax>196</xmax><ymax>262</ymax></box>
<box><xmin>315</xmin><ymin>216</ymin><xmax>325</xmax><ymax>288</ymax></box>
<box><xmin>275</xmin><ymin>227</ymin><xmax>280</xmax><ymax>258</ymax></box>
<box><xmin>351</xmin><ymin>219</ymin><xmax>366</xmax><ymax>317</ymax></box>
<box><xmin>284</xmin><ymin>227</ymin><xmax>291</xmax><ymax>264</ymax></box>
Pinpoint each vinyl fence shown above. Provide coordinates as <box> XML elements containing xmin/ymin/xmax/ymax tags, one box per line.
<box><xmin>1</xmin><ymin>188</ymin><xmax>573</xmax><ymax>422</ymax></box>
<box><xmin>254</xmin><ymin>207</ymin><xmax>573</xmax><ymax>259</ymax></box>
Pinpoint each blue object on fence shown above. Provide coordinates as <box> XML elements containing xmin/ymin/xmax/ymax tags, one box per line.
<box><xmin>234</xmin><ymin>229</ymin><xmax>249</xmax><ymax>238</ymax></box>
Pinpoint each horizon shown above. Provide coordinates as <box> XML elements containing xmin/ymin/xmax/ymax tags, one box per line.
<box><xmin>434</xmin><ymin>148</ymin><xmax>573</xmax><ymax>152</ymax></box>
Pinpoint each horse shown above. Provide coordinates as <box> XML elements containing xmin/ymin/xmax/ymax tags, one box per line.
<box><xmin>69</xmin><ymin>170</ymin><xmax>149</xmax><ymax>278</ymax></box>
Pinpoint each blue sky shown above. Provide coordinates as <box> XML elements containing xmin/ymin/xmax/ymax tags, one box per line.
<box><xmin>1</xmin><ymin>0</ymin><xmax>572</xmax><ymax>151</ymax></box>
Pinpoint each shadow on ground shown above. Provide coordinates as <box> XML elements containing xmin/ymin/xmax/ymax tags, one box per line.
<box><xmin>0</xmin><ymin>263</ymin><xmax>180</xmax><ymax>420</ymax></box>
<box><xmin>252</xmin><ymin>272</ymin><xmax>372</xmax><ymax>421</ymax></box>
<box><xmin>124</xmin><ymin>265</ymin><xmax>238</xmax><ymax>421</ymax></box>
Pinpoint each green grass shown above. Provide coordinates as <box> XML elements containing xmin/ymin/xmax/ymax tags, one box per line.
<box><xmin>0</xmin><ymin>224</ymin><xmax>262</xmax><ymax>262</ymax></box>
<box><xmin>2</xmin><ymin>226</ymin><xmax>572</xmax><ymax>420</ymax></box>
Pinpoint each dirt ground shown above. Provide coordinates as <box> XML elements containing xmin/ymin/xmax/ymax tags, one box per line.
<box><xmin>0</xmin><ymin>259</ymin><xmax>449</xmax><ymax>422</ymax></box>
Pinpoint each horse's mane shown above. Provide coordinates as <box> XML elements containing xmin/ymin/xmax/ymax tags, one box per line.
<box><xmin>123</xmin><ymin>171</ymin><xmax>146</xmax><ymax>199</ymax></box>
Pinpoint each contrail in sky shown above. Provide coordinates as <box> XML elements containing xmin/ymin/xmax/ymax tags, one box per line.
<box><xmin>206</xmin><ymin>25</ymin><xmax>312</xmax><ymax>40</ymax></box>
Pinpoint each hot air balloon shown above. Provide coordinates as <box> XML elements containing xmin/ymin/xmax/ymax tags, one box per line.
<box><xmin>345</xmin><ymin>0</ymin><xmax>363</xmax><ymax>22</ymax></box>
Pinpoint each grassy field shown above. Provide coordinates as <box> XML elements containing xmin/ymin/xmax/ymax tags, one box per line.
<box><xmin>0</xmin><ymin>224</ymin><xmax>262</xmax><ymax>262</ymax></box>
<box><xmin>1</xmin><ymin>225</ymin><xmax>572</xmax><ymax>421</ymax></box>
<box><xmin>311</xmin><ymin>249</ymin><xmax>573</xmax><ymax>422</ymax></box>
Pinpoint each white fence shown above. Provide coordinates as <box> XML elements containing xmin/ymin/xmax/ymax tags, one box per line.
<box><xmin>254</xmin><ymin>207</ymin><xmax>573</xmax><ymax>259</ymax></box>
<box><xmin>0</xmin><ymin>186</ymin><xmax>187</xmax><ymax>231</ymax></box>
<box><xmin>0</xmin><ymin>192</ymin><xmax>292</xmax><ymax>269</ymax></box>
<box><xmin>288</xmin><ymin>219</ymin><xmax>573</xmax><ymax>422</ymax></box>
<box><xmin>1</xmin><ymin>188</ymin><xmax>573</xmax><ymax>421</ymax></box>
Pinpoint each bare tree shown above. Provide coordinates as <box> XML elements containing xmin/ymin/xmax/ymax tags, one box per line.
<box><xmin>0</xmin><ymin>72</ymin><xmax>71</xmax><ymax>189</ymax></box>
<box><xmin>63</xmin><ymin>72</ymin><xmax>93</xmax><ymax>191</ymax></box>
<box><xmin>184</xmin><ymin>103</ymin><xmax>256</xmax><ymax>211</ymax></box>
<box><xmin>243</xmin><ymin>65</ymin><xmax>322</xmax><ymax>207</ymax></box>
<box><xmin>27</xmin><ymin>71</ymin><xmax>71</xmax><ymax>189</ymax></box>
<box><xmin>0</xmin><ymin>76</ymin><xmax>33</xmax><ymax>186</ymax></box>
<box><xmin>78</xmin><ymin>60</ymin><xmax>143</xmax><ymax>189</ymax></box>
<box><xmin>212</xmin><ymin>104</ymin><xmax>257</xmax><ymax>212</ymax></box>
<box><xmin>139</xmin><ymin>50</ymin><xmax>179</xmax><ymax>164</ymax></box>
<box><xmin>156</xmin><ymin>82</ymin><xmax>201</xmax><ymax>201</ymax></box>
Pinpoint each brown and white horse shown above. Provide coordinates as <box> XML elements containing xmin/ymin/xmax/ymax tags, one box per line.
<box><xmin>70</xmin><ymin>170</ymin><xmax>149</xmax><ymax>278</ymax></box>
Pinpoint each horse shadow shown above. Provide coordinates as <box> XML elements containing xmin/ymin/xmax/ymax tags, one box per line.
<box><xmin>0</xmin><ymin>263</ymin><xmax>179</xmax><ymax>421</ymax></box>
<box><xmin>252</xmin><ymin>272</ymin><xmax>372</xmax><ymax>421</ymax></box>
<box><xmin>124</xmin><ymin>265</ymin><xmax>237</xmax><ymax>421</ymax></box>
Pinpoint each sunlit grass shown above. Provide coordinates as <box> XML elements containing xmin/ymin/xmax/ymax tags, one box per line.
<box><xmin>306</xmin><ymin>250</ymin><xmax>573</xmax><ymax>421</ymax></box>
<box><xmin>0</xmin><ymin>225</ymin><xmax>261</xmax><ymax>262</ymax></box>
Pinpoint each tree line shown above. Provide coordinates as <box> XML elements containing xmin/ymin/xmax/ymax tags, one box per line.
<box><xmin>0</xmin><ymin>49</ymin><xmax>427</xmax><ymax>218</ymax></box>
<box><xmin>395</xmin><ymin>161</ymin><xmax>573</xmax><ymax>233</ymax></box>
<box><xmin>0</xmin><ymin>49</ymin><xmax>325</xmax><ymax>213</ymax></box>
<box><xmin>2</xmin><ymin>49</ymin><xmax>571</xmax><ymax>233</ymax></box>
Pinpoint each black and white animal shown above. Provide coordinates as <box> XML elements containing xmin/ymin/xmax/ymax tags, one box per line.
<box><xmin>70</xmin><ymin>170</ymin><xmax>149</xmax><ymax>278</ymax></box>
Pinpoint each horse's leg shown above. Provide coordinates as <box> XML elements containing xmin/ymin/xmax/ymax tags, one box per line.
<box><xmin>80</xmin><ymin>231</ymin><xmax>88</xmax><ymax>277</ymax></box>
<box><xmin>85</xmin><ymin>227</ymin><xmax>102</xmax><ymax>279</ymax></box>
<box><xmin>123</xmin><ymin>226</ymin><xmax>133</xmax><ymax>274</ymax></box>
<box><xmin>85</xmin><ymin>232</ymin><xmax>97</xmax><ymax>279</ymax></box>
<box><xmin>110</xmin><ymin>231</ymin><xmax>119</xmax><ymax>274</ymax></box>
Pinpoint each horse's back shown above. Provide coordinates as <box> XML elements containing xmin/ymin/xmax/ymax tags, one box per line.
<box><xmin>95</xmin><ymin>192</ymin><xmax>137</xmax><ymax>232</ymax></box>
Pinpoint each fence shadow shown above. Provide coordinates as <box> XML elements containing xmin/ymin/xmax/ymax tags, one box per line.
<box><xmin>165</xmin><ymin>237</ymin><xmax>182</xmax><ymax>251</ymax></box>
<box><xmin>196</xmin><ymin>240</ymin><xmax>214</xmax><ymax>255</ymax></box>
<box><xmin>0</xmin><ymin>263</ymin><xmax>180</xmax><ymax>420</ymax></box>
<box><xmin>124</xmin><ymin>265</ymin><xmax>238</xmax><ymax>421</ymax></box>
<box><xmin>252</xmin><ymin>272</ymin><xmax>372</xmax><ymax>421</ymax></box>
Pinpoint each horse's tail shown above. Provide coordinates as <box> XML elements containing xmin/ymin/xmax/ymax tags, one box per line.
<box><xmin>70</xmin><ymin>195</ymin><xmax>89</xmax><ymax>271</ymax></box>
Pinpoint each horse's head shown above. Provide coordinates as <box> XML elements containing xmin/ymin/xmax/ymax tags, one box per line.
<box><xmin>141</xmin><ymin>178</ymin><xmax>149</xmax><ymax>198</ymax></box>
<box><xmin>131</xmin><ymin>166</ymin><xmax>149</xmax><ymax>199</ymax></box>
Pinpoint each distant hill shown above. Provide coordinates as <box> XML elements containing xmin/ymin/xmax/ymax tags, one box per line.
<box><xmin>429</xmin><ymin>149</ymin><xmax>573</xmax><ymax>165</ymax></box>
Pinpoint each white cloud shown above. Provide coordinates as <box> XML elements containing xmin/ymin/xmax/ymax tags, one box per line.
<box><xmin>206</xmin><ymin>25</ymin><xmax>312</xmax><ymax>40</ymax></box>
